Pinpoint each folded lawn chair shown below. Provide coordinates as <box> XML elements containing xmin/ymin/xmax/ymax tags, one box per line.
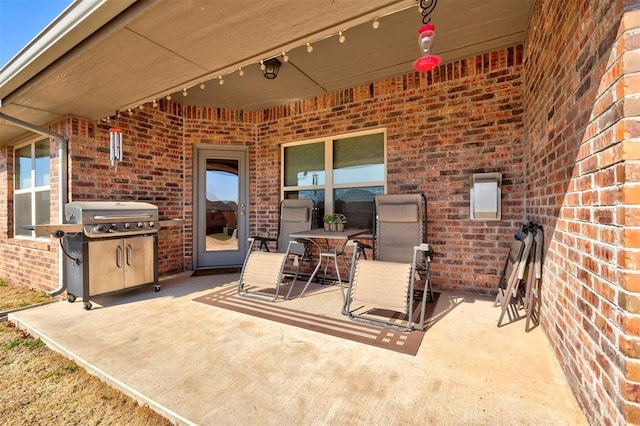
<box><xmin>344</xmin><ymin>193</ymin><xmax>434</xmax><ymax>331</ymax></box>
<box><xmin>493</xmin><ymin>235</ymin><xmax>526</xmax><ymax>309</ymax></box>
<box><xmin>495</xmin><ymin>222</ymin><xmax>544</xmax><ymax>330</ymax></box>
<box><xmin>238</xmin><ymin>199</ymin><xmax>314</xmax><ymax>301</ymax></box>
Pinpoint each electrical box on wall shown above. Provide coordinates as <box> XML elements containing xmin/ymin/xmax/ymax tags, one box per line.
<box><xmin>470</xmin><ymin>172</ymin><xmax>502</xmax><ymax>221</ymax></box>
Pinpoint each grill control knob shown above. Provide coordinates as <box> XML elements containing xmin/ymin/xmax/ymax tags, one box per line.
<box><xmin>148</xmin><ymin>222</ymin><xmax>155</xmax><ymax>228</ymax></box>
<box><xmin>93</xmin><ymin>224</ymin><xmax>105</xmax><ymax>233</ymax></box>
<box><xmin>110</xmin><ymin>223</ymin><xmax>117</xmax><ymax>230</ymax></box>
<box><xmin>136</xmin><ymin>222</ymin><xmax>143</xmax><ymax>229</ymax></box>
<box><xmin>123</xmin><ymin>223</ymin><xmax>131</xmax><ymax>230</ymax></box>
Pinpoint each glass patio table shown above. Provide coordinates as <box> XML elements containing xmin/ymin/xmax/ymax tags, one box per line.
<box><xmin>289</xmin><ymin>228</ymin><xmax>370</xmax><ymax>301</ymax></box>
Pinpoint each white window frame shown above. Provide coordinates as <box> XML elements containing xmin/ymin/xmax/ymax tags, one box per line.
<box><xmin>281</xmin><ymin>128</ymin><xmax>387</xmax><ymax>214</ymax></box>
<box><xmin>14</xmin><ymin>136</ymin><xmax>51</xmax><ymax>240</ymax></box>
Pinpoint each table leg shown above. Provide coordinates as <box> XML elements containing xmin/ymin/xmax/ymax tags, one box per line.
<box><xmin>293</xmin><ymin>254</ymin><xmax>324</xmax><ymax>299</ymax></box>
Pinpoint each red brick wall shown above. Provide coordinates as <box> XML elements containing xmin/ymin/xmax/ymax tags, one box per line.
<box><xmin>523</xmin><ymin>0</ymin><xmax>640</xmax><ymax>423</ymax></box>
<box><xmin>182</xmin><ymin>106</ymin><xmax>258</xmax><ymax>270</ymax></box>
<box><xmin>0</xmin><ymin>130</ymin><xmax>61</xmax><ymax>293</ymax></box>
<box><xmin>254</xmin><ymin>46</ymin><xmax>526</xmax><ymax>293</ymax></box>
<box><xmin>0</xmin><ymin>46</ymin><xmax>525</xmax><ymax>296</ymax></box>
<box><xmin>65</xmin><ymin>101</ymin><xmax>187</xmax><ymax>277</ymax></box>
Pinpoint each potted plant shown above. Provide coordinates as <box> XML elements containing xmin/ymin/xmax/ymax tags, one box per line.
<box><xmin>331</xmin><ymin>214</ymin><xmax>347</xmax><ymax>232</ymax></box>
<box><xmin>323</xmin><ymin>214</ymin><xmax>332</xmax><ymax>231</ymax></box>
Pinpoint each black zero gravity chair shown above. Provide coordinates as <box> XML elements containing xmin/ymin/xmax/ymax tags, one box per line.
<box><xmin>237</xmin><ymin>199</ymin><xmax>314</xmax><ymax>301</ymax></box>
<box><xmin>344</xmin><ymin>193</ymin><xmax>434</xmax><ymax>331</ymax></box>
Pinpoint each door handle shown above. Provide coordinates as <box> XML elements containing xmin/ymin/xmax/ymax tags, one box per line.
<box><xmin>126</xmin><ymin>244</ymin><xmax>133</xmax><ymax>266</ymax></box>
<box><xmin>116</xmin><ymin>246</ymin><xmax>123</xmax><ymax>268</ymax></box>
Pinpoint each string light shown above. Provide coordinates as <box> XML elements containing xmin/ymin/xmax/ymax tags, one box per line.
<box><xmin>113</xmin><ymin>3</ymin><xmax>417</xmax><ymax>118</ymax></box>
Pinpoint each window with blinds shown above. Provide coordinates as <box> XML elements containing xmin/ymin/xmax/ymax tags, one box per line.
<box><xmin>14</xmin><ymin>138</ymin><xmax>51</xmax><ymax>239</ymax></box>
<box><xmin>282</xmin><ymin>129</ymin><xmax>386</xmax><ymax>230</ymax></box>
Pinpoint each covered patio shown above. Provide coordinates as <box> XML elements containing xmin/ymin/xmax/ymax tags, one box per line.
<box><xmin>1</xmin><ymin>0</ymin><xmax>639</xmax><ymax>424</ymax></box>
<box><xmin>9</xmin><ymin>271</ymin><xmax>585</xmax><ymax>425</ymax></box>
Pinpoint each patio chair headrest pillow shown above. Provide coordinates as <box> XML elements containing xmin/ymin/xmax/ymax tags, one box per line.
<box><xmin>282</xmin><ymin>206</ymin><xmax>309</xmax><ymax>222</ymax></box>
<box><xmin>377</xmin><ymin>203</ymin><xmax>419</xmax><ymax>223</ymax></box>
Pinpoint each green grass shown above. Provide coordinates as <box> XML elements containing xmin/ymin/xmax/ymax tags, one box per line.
<box><xmin>2</xmin><ymin>336</ymin><xmax>45</xmax><ymax>350</ymax></box>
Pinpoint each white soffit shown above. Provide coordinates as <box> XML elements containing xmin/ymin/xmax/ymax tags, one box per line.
<box><xmin>0</xmin><ymin>0</ymin><xmax>136</xmax><ymax>99</ymax></box>
<box><xmin>0</xmin><ymin>0</ymin><xmax>533</xmax><ymax>144</ymax></box>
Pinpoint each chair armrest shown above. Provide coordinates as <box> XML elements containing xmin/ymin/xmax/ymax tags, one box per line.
<box><xmin>250</xmin><ymin>235</ymin><xmax>277</xmax><ymax>252</ymax></box>
<box><xmin>350</xmin><ymin>240</ymin><xmax>372</xmax><ymax>250</ymax></box>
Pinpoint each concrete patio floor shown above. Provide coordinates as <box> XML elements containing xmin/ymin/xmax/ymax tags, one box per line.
<box><xmin>9</xmin><ymin>272</ymin><xmax>587</xmax><ymax>425</ymax></box>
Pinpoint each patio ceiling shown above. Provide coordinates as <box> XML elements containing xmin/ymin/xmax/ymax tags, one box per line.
<box><xmin>0</xmin><ymin>0</ymin><xmax>533</xmax><ymax>145</ymax></box>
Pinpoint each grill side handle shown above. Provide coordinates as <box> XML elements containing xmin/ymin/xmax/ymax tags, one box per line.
<box><xmin>92</xmin><ymin>214</ymin><xmax>154</xmax><ymax>221</ymax></box>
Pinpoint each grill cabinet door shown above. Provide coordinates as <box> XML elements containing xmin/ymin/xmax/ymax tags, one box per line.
<box><xmin>88</xmin><ymin>238</ymin><xmax>125</xmax><ymax>295</ymax></box>
<box><xmin>124</xmin><ymin>235</ymin><xmax>155</xmax><ymax>287</ymax></box>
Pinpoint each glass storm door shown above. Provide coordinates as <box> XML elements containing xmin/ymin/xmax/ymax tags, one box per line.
<box><xmin>196</xmin><ymin>147</ymin><xmax>248</xmax><ymax>268</ymax></box>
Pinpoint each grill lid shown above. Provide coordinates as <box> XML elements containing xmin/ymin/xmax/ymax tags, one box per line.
<box><xmin>65</xmin><ymin>201</ymin><xmax>159</xmax><ymax>237</ymax></box>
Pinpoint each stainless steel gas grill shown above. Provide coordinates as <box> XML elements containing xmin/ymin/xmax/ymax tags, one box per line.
<box><xmin>61</xmin><ymin>201</ymin><xmax>160</xmax><ymax>310</ymax></box>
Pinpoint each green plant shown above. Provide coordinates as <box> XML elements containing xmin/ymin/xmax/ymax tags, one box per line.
<box><xmin>323</xmin><ymin>214</ymin><xmax>347</xmax><ymax>227</ymax></box>
<box><xmin>333</xmin><ymin>214</ymin><xmax>346</xmax><ymax>224</ymax></box>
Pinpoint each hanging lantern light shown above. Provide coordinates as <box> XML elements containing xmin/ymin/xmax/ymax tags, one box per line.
<box><xmin>109</xmin><ymin>127</ymin><xmax>123</xmax><ymax>166</ymax></box>
<box><xmin>262</xmin><ymin>57</ymin><xmax>281</xmax><ymax>79</ymax></box>
<box><xmin>413</xmin><ymin>0</ymin><xmax>441</xmax><ymax>72</ymax></box>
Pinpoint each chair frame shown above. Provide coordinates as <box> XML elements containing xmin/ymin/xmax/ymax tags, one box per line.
<box><xmin>238</xmin><ymin>199</ymin><xmax>315</xmax><ymax>301</ymax></box>
<box><xmin>373</xmin><ymin>193</ymin><xmax>433</xmax><ymax>300</ymax></box>
<box><xmin>345</xmin><ymin>241</ymin><xmax>432</xmax><ymax>331</ymax></box>
<box><xmin>344</xmin><ymin>193</ymin><xmax>434</xmax><ymax>331</ymax></box>
<box><xmin>237</xmin><ymin>238</ymin><xmax>305</xmax><ymax>301</ymax></box>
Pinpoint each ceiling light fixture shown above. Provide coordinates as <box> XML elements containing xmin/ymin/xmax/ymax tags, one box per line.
<box><xmin>262</xmin><ymin>57</ymin><xmax>281</xmax><ymax>79</ymax></box>
<box><xmin>200</xmin><ymin>82</ymin><xmax>206</xmax><ymax>89</ymax></box>
<box><xmin>182</xmin><ymin>88</ymin><xmax>188</xmax><ymax>97</ymax></box>
<box><xmin>282</xmin><ymin>52</ymin><xmax>289</xmax><ymax>62</ymax></box>
<box><xmin>372</xmin><ymin>18</ymin><xmax>380</xmax><ymax>29</ymax></box>
<box><xmin>306</xmin><ymin>42</ymin><xmax>313</xmax><ymax>53</ymax></box>
<box><xmin>338</xmin><ymin>31</ymin><xmax>346</xmax><ymax>43</ymax></box>
<box><xmin>152</xmin><ymin>99</ymin><xmax>158</xmax><ymax>107</ymax></box>
<box><xmin>218</xmin><ymin>76</ymin><xmax>224</xmax><ymax>85</ymax></box>
<box><xmin>238</xmin><ymin>67</ymin><xmax>244</xmax><ymax>76</ymax></box>
<box><xmin>413</xmin><ymin>0</ymin><xmax>441</xmax><ymax>72</ymax></box>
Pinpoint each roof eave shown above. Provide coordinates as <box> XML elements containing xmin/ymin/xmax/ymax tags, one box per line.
<box><xmin>0</xmin><ymin>0</ymin><xmax>136</xmax><ymax>101</ymax></box>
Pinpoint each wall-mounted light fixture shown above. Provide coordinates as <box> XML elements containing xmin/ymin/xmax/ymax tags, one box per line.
<box><xmin>262</xmin><ymin>57</ymin><xmax>281</xmax><ymax>79</ymax></box>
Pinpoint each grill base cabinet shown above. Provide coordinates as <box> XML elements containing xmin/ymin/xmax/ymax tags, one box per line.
<box><xmin>59</xmin><ymin>201</ymin><xmax>160</xmax><ymax>310</ymax></box>
<box><xmin>65</xmin><ymin>233</ymin><xmax>159</xmax><ymax>310</ymax></box>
